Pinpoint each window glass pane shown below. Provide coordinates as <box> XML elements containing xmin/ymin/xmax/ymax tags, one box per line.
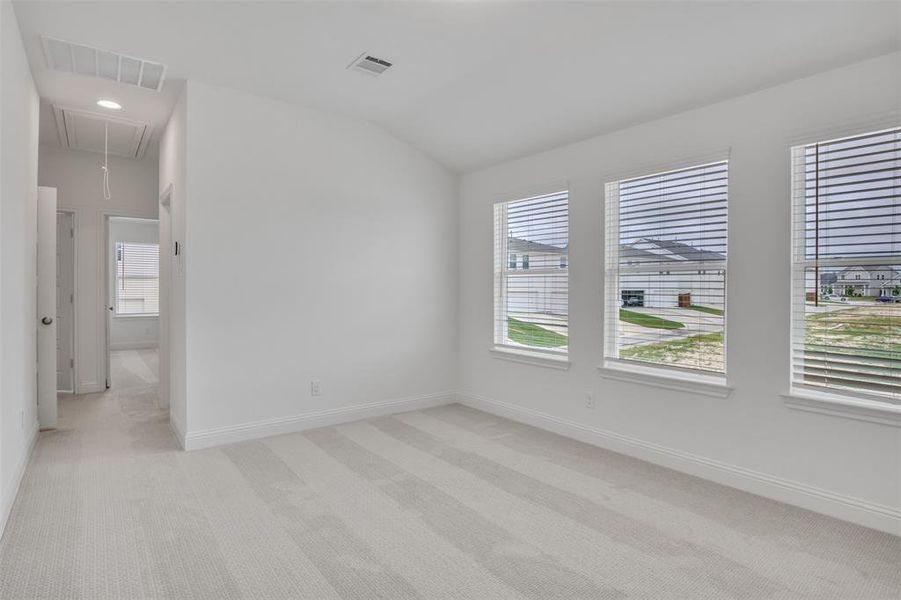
<box><xmin>795</xmin><ymin>265</ymin><xmax>900</xmax><ymax>397</ymax></box>
<box><xmin>494</xmin><ymin>192</ymin><xmax>569</xmax><ymax>353</ymax></box>
<box><xmin>802</xmin><ymin>130</ymin><xmax>901</xmax><ymax>261</ymax></box>
<box><xmin>115</xmin><ymin>242</ymin><xmax>160</xmax><ymax>316</ymax></box>
<box><xmin>606</xmin><ymin>161</ymin><xmax>728</xmax><ymax>374</ymax></box>
<box><xmin>617</xmin><ymin>270</ymin><xmax>726</xmax><ymax>373</ymax></box>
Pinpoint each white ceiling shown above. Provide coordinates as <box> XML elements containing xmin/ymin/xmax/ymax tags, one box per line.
<box><xmin>14</xmin><ymin>1</ymin><xmax>901</xmax><ymax>172</ymax></box>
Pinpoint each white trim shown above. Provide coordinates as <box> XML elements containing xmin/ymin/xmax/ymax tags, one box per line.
<box><xmin>457</xmin><ymin>392</ymin><xmax>901</xmax><ymax>536</ymax></box>
<box><xmin>109</xmin><ymin>341</ymin><xmax>159</xmax><ymax>351</ymax></box>
<box><xmin>183</xmin><ymin>391</ymin><xmax>456</xmax><ymax>451</ymax></box>
<box><xmin>782</xmin><ymin>389</ymin><xmax>901</xmax><ymax>428</ymax></box>
<box><xmin>0</xmin><ymin>423</ymin><xmax>39</xmax><ymax>540</ymax></box>
<box><xmin>491</xmin><ymin>346</ymin><xmax>571</xmax><ymax>370</ymax></box>
<box><xmin>598</xmin><ymin>359</ymin><xmax>732</xmax><ymax>398</ymax></box>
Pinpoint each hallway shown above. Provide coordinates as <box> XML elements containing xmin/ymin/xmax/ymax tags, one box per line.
<box><xmin>0</xmin><ymin>348</ymin><xmax>179</xmax><ymax>597</ymax></box>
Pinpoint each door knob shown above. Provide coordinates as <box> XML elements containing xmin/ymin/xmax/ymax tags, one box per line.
<box><xmin>41</xmin><ymin>317</ymin><xmax>53</xmax><ymax>325</ymax></box>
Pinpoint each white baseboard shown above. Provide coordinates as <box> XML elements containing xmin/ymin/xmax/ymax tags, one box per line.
<box><xmin>0</xmin><ymin>423</ymin><xmax>39</xmax><ymax>540</ymax></box>
<box><xmin>183</xmin><ymin>391</ymin><xmax>456</xmax><ymax>451</ymax></box>
<box><xmin>110</xmin><ymin>341</ymin><xmax>159</xmax><ymax>351</ymax></box>
<box><xmin>457</xmin><ymin>392</ymin><xmax>901</xmax><ymax>537</ymax></box>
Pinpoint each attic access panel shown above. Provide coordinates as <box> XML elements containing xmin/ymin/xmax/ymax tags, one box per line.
<box><xmin>53</xmin><ymin>106</ymin><xmax>152</xmax><ymax>159</ymax></box>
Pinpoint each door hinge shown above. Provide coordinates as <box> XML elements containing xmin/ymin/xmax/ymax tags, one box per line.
<box><xmin>70</xmin><ymin>228</ymin><xmax>74</xmax><ymax>238</ymax></box>
<box><xmin>70</xmin><ymin>293</ymin><xmax>74</xmax><ymax>303</ymax></box>
<box><xmin>70</xmin><ymin>358</ymin><xmax>74</xmax><ymax>368</ymax></box>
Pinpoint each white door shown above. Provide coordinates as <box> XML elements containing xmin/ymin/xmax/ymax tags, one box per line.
<box><xmin>56</xmin><ymin>211</ymin><xmax>75</xmax><ymax>392</ymax></box>
<box><xmin>37</xmin><ymin>187</ymin><xmax>59</xmax><ymax>428</ymax></box>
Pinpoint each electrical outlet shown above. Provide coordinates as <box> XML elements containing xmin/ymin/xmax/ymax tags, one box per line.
<box><xmin>310</xmin><ymin>380</ymin><xmax>321</xmax><ymax>396</ymax></box>
<box><xmin>585</xmin><ymin>393</ymin><xmax>595</xmax><ymax>409</ymax></box>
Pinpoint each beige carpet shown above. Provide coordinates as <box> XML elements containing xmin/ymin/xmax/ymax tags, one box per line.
<box><xmin>0</xmin><ymin>350</ymin><xmax>898</xmax><ymax>599</ymax></box>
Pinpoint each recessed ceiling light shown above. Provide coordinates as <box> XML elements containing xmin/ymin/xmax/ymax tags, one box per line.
<box><xmin>96</xmin><ymin>99</ymin><xmax>122</xmax><ymax>110</ymax></box>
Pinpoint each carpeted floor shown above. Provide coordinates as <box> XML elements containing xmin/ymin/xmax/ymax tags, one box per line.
<box><xmin>0</xmin><ymin>349</ymin><xmax>898</xmax><ymax>599</ymax></box>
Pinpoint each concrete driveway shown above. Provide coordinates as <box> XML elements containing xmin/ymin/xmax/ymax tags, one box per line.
<box><xmin>618</xmin><ymin>307</ymin><xmax>723</xmax><ymax>348</ymax></box>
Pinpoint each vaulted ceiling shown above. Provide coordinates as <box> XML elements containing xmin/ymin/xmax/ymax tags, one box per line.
<box><xmin>13</xmin><ymin>1</ymin><xmax>901</xmax><ymax>172</ymax></box>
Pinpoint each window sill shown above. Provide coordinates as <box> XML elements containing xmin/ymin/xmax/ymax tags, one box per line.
<box><xmin>113</xmin><ymin>314</ymin><xmax>158</xmax><ymax>319</ymax></box>
<box><xmin>491</xmin><ymin>346</ymin><xmax>570</xmax><ymax>370</ymax></box>
<box><xmin>782</xmin><ymin>389</ymin><xmax>901</xmax><ymax>427</ymax></box>
<box><xmin>597</xmin><ymin>360</ymin><xmax>732</xmax><ymax>398</ymax></box>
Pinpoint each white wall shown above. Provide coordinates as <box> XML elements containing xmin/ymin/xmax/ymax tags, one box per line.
<box><xmin>108</xmin><ymin>217</ymin><xmax>159</xmax><ymax>350</ymax></box>
<box><xmin>0</xmin><ymin>0</ymin><xmax>40</xmax><ymax>535</ymax></box>
<box><xmin>160</xmin><ymin>80</ymin><xmax>458</xmax><ymax>446</ymax></box>
<box><xmin>459</xmin><ymin>52</ymin><xmax>901</xmax><ymax>533</ymax></box>
<box><xmin>38</xmin><ymin>146</ymin><xmax>158</xmax><ymax>392</ymax></box>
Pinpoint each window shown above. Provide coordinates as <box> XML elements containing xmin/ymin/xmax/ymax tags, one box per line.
<box><xmin>604</xmin><ymin>161</ymin><xmax>728</xmax><ymax>374</ymax></box>
<box><xmin>115</xmin><ymin>242</ymin><xmax>160</xmax><ymax>316</ymax></box>
<box><xmin>790</xmin><ymin>127</ymin><xmax>900</xmax><ymax>402</ymax></box>
<box><xmin>494</xmin><ymin>191</ymin><xmax>569</xmax><ymax>354</ymax></box>
<box><xmin>508</xmin><ymin>253</ymin><xmax>517</xmax><ymax>269</ymax></box>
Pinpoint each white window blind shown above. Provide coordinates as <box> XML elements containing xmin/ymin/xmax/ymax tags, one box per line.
<box><xmin>790</xmin><ymin>127</ymin><xmax>900</xmax><ymax>402</ymax></box>
<box><xmin>115</xmin><ymin>242</ymin><xmax>159</xmax><ymax>316</ymax></box>
<box><xmin>605</xmin><ymin>161</ymin><xmax>728</xmax><ymax>374</ymax></box>
<box><xmin>494</xmin><ymin>191</ymin><xmax>569</xmax><ymax>354</ymax></box>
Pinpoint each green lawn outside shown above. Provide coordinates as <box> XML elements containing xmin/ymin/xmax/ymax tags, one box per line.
<box><xmin>686</xmin><ymin>305</ymin><xmax>725</xmax><ymax>316</ymax></box>
<box><xmin>507</xmin><ymin>317</ymin><xmax>568</xmax><ymax>348</ymax></box>
<box><xmin>619</xmin><ymin>309</ymin><xmax>685</xmax><ymax>330</ymax></box>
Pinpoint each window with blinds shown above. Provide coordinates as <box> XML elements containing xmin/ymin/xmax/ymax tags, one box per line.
<box><xmin>115</xmin><ymin>242</ymin><xmax>160</xmax><ymax>316</ymax></box>
<box><xmin>494</xmin><ymin>191</ymin><xmax>569</xmax><ymax>354</ymax></box>
<box><xmin>790</xmin><ymin>127</ymin><xmax>900</xmax><ymax>402</ymax></box>
<box><xmin>604</xmin><ymin>161</ymin><xmax>728</xmax><ymax>374</ymax></box>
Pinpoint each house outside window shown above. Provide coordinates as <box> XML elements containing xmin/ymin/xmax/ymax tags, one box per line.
<box><xmin>494</xmin><ymin>191</ymin><xmax>569</xmax><ymax>355</ymax></box>
<box><xmin>790</xmin><ymin>127</ymin><xmax>900</xmax><ymax>402</ymax></box>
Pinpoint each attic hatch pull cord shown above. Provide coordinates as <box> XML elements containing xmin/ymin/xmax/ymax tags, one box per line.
<box><xmin>102</xmin><ymin>122</ymin><xmax>111</xmax><ymax>200</ymax></box>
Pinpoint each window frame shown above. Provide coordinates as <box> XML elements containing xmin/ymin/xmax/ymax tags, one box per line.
<box><xmin>492</xmin><ymin>190</ymin><xmax>570</xmax><ymax>363</ymax></box>
<box><xmin>788</xmin><ymin>127</ymin><xmax>901</xmax><ymax>406</ymax></box>
<box><xmin>602</xmin><ymin>158</ymin><xmax>731</xmax><ymax>384</ymax></box>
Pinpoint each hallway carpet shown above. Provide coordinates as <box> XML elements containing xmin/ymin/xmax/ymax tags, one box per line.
<box><xmin>0</xmin><ymin>351</ymin><xmax>898</xmax><ymax>598</ymax></box>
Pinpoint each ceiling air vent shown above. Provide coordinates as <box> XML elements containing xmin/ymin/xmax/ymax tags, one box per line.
<box><xmin>41</xmin><ymin>36</ymin><xmax>167</xmax><ymax>91</ymax></box>
<box><xmin>348</xmin><ymin>53</ymin><xmax>393</xmax><ymax>76</ymax></box>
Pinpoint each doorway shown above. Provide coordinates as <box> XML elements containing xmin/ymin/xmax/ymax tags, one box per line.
<box><xmin>104</xmin><ymin>216</ymin><xmax>160</xmax><ymax>390</ymax></box>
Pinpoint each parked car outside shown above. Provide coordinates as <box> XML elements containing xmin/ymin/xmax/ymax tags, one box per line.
<box><xmin>874</xmin><ymin>296</ymin><xmax>896</xmax><ymax>303</ymax></box>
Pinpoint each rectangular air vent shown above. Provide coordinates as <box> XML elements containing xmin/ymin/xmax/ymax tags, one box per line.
<box><xmin>53</xmin><ymin>106</ymin><xmax>153</xmax><ymax>159</ymax></box>
<box><xmin>348</xmin><ymin>53</ymin><xmax>393</xmax><ymax>76</ymax></box>
<box><xmin>41</xmin><ymin>36</ymin><xmax>167</xmax><ymax>91</ymax></box>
